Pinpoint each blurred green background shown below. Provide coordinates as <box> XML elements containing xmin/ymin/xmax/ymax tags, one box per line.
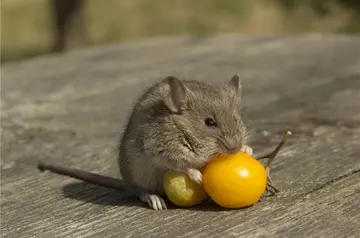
<box><xmin>1</xmin><ymin>0</ymin><xmax>360</xmax><ymax>64</ymax></box>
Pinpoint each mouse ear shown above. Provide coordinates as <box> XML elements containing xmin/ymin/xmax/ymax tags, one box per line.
<box><xmin>162</xmin><ymin>76</ymin><xmax>187</xmax><ymax>113</ymax></box>
<box><xmin>225</xmin><ymin>73</ymin><xmax>242</xmax><ymax>103</ymax></box>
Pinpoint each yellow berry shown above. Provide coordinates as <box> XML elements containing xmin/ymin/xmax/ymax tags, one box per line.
<box><xmin>163</xmin><ymin>170</ymin><xmax>207</xmax><ymax>207</ymax></box>
<box><xmin>203</xmin><ymin>152</ymin><xmax>267</xmax><ymax>208</ymax></box>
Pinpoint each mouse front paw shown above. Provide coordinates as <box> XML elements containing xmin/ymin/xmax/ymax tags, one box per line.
<box><xmin>187</xmin><ymin>168</ymin><xmax>203</xmax><ymax>184</ymax></box>
<box><xmin>240</xmin><ymin>145</ymin><xmax>253</xmax><ymax>156</ymax></box>
<box><xmin>140</xmin><ymin>193</ymin><xmax>168</xmax><ymax>211</ymax></box>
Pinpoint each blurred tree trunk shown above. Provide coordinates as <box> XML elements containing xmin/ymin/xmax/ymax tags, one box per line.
<box><xmin>49</xmin><ymin>0</ymin><xmax>85</xmax><ymax>53</ymax></box>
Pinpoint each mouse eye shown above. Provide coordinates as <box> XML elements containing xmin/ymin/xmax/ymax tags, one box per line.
<box><xmin>205</xmin><ymin>118</ymin><xmax>218</xmax><ymax>127</ymax></box>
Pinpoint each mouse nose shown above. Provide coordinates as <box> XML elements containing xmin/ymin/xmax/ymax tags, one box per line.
<box><xmin>222</xmin><ymin>137</ymin><xmax>242</xmax><ymax>155</ymax></box>
<box><xmin>225</xmin><ymin>146</ymin><xmax>241</xmax><ymax>155</ymax></box>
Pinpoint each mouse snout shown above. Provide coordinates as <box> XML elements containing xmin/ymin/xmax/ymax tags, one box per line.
<box><xmin>221</xmin><ymin>136</ymin><xmax>242</xmax><ymax>155</ymax></box>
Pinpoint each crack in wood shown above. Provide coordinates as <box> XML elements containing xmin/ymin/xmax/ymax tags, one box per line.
<box><xmin>303</xmin><ymin>168</ymin><xmax>360</xmax><ymax>196</ymax></box>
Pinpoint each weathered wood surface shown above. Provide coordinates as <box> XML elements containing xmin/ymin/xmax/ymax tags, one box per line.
<box><xmin>1</xmin><ymin>34</ymin><xmax>360</xmax><ymax>238</ymax></box>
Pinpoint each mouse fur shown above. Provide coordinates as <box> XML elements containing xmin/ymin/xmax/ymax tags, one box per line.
<box><xmin>117</xmin><ymin>74</ymin><xmax>252</xmax><ymax>210</ymax></box>
<box><xmin>38</xmin><ymin>74</ymin><xmax>253</xmax><ymax>211</ymax></box>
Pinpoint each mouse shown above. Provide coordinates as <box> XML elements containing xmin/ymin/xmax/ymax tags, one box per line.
<box><xmin>38</xmin><ymin>73</ymin><xmax>253</xmax><ymax>210</ymax></box>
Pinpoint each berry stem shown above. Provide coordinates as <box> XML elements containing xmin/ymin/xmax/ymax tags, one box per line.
<box><xmin>258</xmin><ymin>130</ymin><xmax>292</xmax><ymax>195</ymax></box>
<box><xmin>259</xmin><ymin>130</ymin><xmax>292</xmax><ymax>168</ymax></box>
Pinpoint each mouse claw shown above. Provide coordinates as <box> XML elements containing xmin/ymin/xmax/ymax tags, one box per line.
<box><xmin>187</xmin><ymin>168</ymin><xmax>203</xmax><ymax>184</ymax></box>
<box><xmin>240</xmin><ymin>145</ymin><xmax>253</xmax><ymax>156</ymax></box>
<box><xmin>140</xmin><ymin>194</ymin><xmax>168</xmax><ymax>211</ymax></box>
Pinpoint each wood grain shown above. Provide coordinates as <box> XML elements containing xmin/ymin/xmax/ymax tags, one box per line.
<box><xmin>1</xmin><ymin>34</ymin><xmax>360</xmax><ymax>237</ymax></box>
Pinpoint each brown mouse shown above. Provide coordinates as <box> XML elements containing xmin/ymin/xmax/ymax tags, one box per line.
<box><xmin>38</xmin><ymin>74</ymin><xmax>253</xmax><ymax>210</ymax></box>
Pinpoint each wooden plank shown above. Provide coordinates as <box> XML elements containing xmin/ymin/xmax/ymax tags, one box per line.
<box><xmin>1</xmin><ymin>35</ymin><xmax>360</xmax><ymax>237</ymax></box>
<box><xmin>3</xmin><ymin>133</ymin><xmax>359</xmax><ymax>237</ymax></box>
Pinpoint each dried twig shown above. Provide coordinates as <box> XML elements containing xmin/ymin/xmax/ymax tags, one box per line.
<box><xmin>258</xmin><ymin>131</ymin><xmax>292</xmax><ymax>194</ymax></box>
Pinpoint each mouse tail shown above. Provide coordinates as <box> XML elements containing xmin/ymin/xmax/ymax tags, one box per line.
<box><xmin>37</xmin><ymin>161</ymin><xmax>126</xmax><ymax>190</ymax></box>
